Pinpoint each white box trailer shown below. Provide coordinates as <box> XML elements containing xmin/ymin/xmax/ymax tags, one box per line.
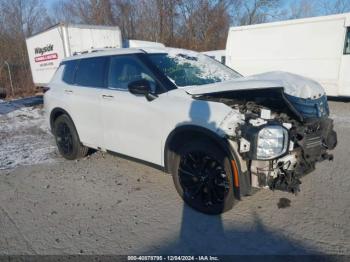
<box><xmin>26</xmin><ymin>23</ymin><xmax>122</xmax><ymax>86</ymax></box>
<box><xmin>226</xmin><ymin>13</ymin><xmax>350</xmax><ymax>97</ymax></box>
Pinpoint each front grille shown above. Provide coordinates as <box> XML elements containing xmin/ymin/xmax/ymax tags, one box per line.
<box><xmin>305</xmin><ymin>135</ymin><xmax>322</xmax><ymax>149</ymax></box>
<box><xmin>286</xmin><ymin>94</ymin><xmax>329</xmax><ymax>119</ymax></box>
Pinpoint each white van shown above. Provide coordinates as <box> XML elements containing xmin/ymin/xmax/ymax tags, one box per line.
<box><xmin>226</xmin><ymin>13</ymin><xmax>350</xmax><ymax>97</ymax></box>
<box><xmin>26</xmin><ymin>23</ymin><xmax>122</xmax><ymax>87</ymax></box>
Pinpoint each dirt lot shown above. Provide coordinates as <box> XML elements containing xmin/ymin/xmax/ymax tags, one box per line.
<box><xmin>0</xmin><ymin>99</ymin><xmax>349</xmax><ymax>255</ymax></box>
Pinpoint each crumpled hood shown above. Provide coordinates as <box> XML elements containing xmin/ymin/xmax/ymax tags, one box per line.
<box><xmin>184</xmin><ymin>71</ymin><xmax>326</xmax><ymax>99</ymax></box>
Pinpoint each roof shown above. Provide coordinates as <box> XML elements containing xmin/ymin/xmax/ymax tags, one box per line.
<box><xmin>63</xmin><ymin>48</ymin><xmax>145</xmax><ymax>61</ymax></box>
<box><xmin>230</xmin><ymin>12</ymin><xmax>350</xmax><ymax>31</ymax></box>
<box><xmin>62</xmin><ymin>47</ymin><xmax>196</xmax><ymax>61</ymax></box>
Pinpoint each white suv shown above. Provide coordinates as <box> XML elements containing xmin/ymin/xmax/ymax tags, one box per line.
<box><xmin>45</xmin><ymin>47</ymin><xmax>337</xmax><ymax>214</ymax></box>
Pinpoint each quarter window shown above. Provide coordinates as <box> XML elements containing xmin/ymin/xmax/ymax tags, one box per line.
<box><xmin>75</xmin><ymin>57</ymin><xmax>108</xmax><ymax>88</ymax></box>
<box><xmin>344</xmin><ymin>27</ymin><xmax>350</xmax><ymax>55</ymax></box>
<box><xmin>108</xmin><ymin>55</ymin><xmax>157</xmax><ymax>92</ymax></box>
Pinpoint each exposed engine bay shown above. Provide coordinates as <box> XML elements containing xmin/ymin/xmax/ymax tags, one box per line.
<box><xmin>196</xmin><ymin>87</ymin><xmax>337</xmax><ymax>194</ymax></box>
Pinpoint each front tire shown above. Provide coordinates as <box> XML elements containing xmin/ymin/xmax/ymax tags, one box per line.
<box><xmin>171</xmin><ymin>139</ymin><xmax>236</xmax><ymax>215</ymax></box>
<box><xmin>53</xmin><ymin>114</ymin><xmax>88</xmax><ymax>160</ymax></box>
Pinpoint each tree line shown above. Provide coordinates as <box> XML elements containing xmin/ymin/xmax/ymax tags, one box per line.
<box><xmin>0</xmin><ymin>0</ymin><xmax>349</xmax><ymax>97</ymax></box>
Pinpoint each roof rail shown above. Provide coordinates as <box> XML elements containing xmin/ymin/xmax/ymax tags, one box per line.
<box><xmin>72</xmin><ymin>46</ymin><xmax>118</xmax><ymax>56</ymax></box>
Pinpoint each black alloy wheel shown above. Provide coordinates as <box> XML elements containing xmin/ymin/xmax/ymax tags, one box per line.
<box><xmin>53</xmin><ymin>114</ymin><xmax>88</xmax><ymax>160</ymax></box>
<box><xmin>179</xmin><ymin>151</ymin><xmax>230</xmax><ymax>207</ymax></box>
<box><xmin>56</xmin><ymin>122</ymin><xmax>74</xmax><ymax>155</ymax></box>
<box><xmin>172</xmin><ymin>139</ymin><xmax>236</xmax><ymax>214</ymax></box>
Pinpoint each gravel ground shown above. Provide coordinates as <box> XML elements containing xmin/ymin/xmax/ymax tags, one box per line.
<box><xmin>0</xmin><ymin>101</ymin><xmax>349</xmax><ymax>255</ymax></box>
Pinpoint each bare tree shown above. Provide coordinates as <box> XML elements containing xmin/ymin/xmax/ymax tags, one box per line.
<box><xmin>0</xmin><ymin>0</ymin><xmax>51</xmax><ymax>37</ymax></box>
<box><xmin>112</xmin><ymin>0</ymin><xmax>138</xmax><ymax>39</ymax></box>
<box><xmin>289</xmin><ymin>0</ymin><xmax>317</xmax><ymax>19</ymax></box>
<box><xmin>0</xmin><ymin>0</ymin><xmax>51</xmax><ymax>96</ymax></box>
<box><xmin>156</xmin><ymin>0</ymin><xmax>178</xmax><ymax>44</ymax></box>
<box><xmin>134</xmin><ymin>0</ymin><xmax>161</xmax><ymax>42</ymax></box>
<box><xmin>240</xmin><ymin>0</ymin><xmax>284</xmax><ymax>25</ymax></box>
<box><xmin>54</xmin><ymin>0</ymin><xmax>115</xmax><ymax>25</ymax></box>
<box><xmin>177</xmin><ymin>0</ymin><xmax>231</xmax><ymax>51</ymax></box>
<box><xmin>319</xmin><ymin>0</ymin><xmax>350</xmax><ymax>15</ymax></box>
<box><xmin>287</xmin><ymin>0</ymin><xmax>350</xmax><ymax>19</ymax></box>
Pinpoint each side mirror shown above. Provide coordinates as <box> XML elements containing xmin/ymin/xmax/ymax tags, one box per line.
<box><xmin>128</xmin><ymin>79</ymin><xmax>157</xmax><ymax>101</ymax></box>
<box><xmin>128</xmin><ymin>79</ymin><xmax>151</xmax><ymax>95</ymax></box>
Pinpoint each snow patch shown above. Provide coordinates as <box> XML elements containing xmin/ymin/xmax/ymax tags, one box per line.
<box><xmin>0</xmin><ymin>106</ymin><xmax>57</xmax><ymax>170</ymax></box>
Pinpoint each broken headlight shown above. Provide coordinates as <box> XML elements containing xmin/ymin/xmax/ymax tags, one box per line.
<box><xmin>240</xmin><ymin>124</ymin><xmax>289</xmax><ymax>160</ymax></box>
<box><xmin>256</xmin><ymin>126</ymin><xmax>289</xmax><ymax>160</ymax></box>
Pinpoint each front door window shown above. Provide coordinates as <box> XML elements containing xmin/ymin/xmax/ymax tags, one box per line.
<box><xmin>108</xmin><ymin>55</ymin><xmax>158</xmax><ymax>93</ymax></box>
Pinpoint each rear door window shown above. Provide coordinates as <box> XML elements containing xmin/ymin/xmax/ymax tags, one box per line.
<box><xmin>62</xmin><ymin>60</ymin><xmax>78</xmax><ymax>84</ymax></box>
<box><xmin>344</xmin><ymin>27</ymin><xmax>350</xmax><ymax>55</ymax></box>
<box><xmin>75</xmin><ymin>57</ymin><xmax>108</xmax><ymax>88</ymax></box>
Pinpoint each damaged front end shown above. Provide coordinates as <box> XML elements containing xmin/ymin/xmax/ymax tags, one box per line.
<box><xmin>197</xmin><ymin>87</ymin><xmax>337</xmax><ymax>194</ymax></box>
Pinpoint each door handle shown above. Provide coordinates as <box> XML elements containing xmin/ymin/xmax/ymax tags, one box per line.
<box><xmin>64</xmin><ymin>89</ymin><xmax>73</xmax><ymax>94</ymax></box>
<box><xmin>102</xmin><ymin>94</ymin><xmax>114</xmax><ymax>99</ymax></box>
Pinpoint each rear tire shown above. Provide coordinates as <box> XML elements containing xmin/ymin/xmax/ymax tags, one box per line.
<box><xmin>171</xmin><ymin>139</ymin><xmax>236</xmax><ymax>215</ymax></box>
<box><xmin>53</xmin><ymin>114</ymin><xmax>88</xmax><ymax>160</ymax></box>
